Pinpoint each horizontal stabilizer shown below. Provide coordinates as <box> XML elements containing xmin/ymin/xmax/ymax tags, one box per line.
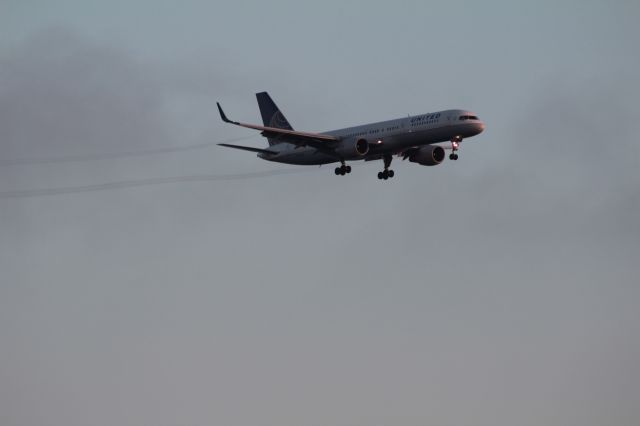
<box><xmin>218</xmin><ymin>143</ymin><xmax>277</xmax><ymax>155</ymax></box>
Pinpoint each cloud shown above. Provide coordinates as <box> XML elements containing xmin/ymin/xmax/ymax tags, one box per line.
<box><xmin>0</xmin><ymin>28</ymin><xmax>178</xmax><ymax>160</ymax></box>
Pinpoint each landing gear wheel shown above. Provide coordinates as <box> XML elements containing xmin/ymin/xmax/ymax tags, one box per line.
<box><xmin>335</xmin><ymin>163</ymin><xmax>350</xmax><ymax>176</ymax></box>
<box><xmin>449</xmin><ymin>153</ymin><xmax>459</xmax><ymax>161</ymax></box>
<box><xmin>378</xmin><ymin>170</ymin><xmax>392</xmax><ymax>180</ymax></box>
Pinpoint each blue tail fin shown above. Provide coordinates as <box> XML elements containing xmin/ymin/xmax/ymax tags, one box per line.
<box><xmin>256</xmin><ymin>92</ymin><xmax>293</xmax><ymax>145</ymax></box>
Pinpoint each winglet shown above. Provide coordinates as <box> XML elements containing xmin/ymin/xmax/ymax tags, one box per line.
<box><xmin>217</xmin><ymin>102</ymin><xmax>232</xmax><ymax>123</ymax></box>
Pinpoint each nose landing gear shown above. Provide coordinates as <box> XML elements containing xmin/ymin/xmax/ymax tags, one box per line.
<box><xmin>449</xmin><ymin>137</ymin><xmax>462</xmax><ymax>161</ymax></box>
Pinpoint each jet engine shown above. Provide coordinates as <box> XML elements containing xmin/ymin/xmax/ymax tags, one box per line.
<box><xmin>408</xmin><ymin>145</ymin><xmax>445</xmax><ymax>166</ymax></box>
<box><xmin>336</xmin><ymin>138</ymin><xmax>369</xmax><ymax>158</ymax></box>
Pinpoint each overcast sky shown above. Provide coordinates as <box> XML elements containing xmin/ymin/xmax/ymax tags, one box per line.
<box><xmin>1</xmin><ymin>1</ymin><xmax>639</xmax><ymax>425</ymax></box>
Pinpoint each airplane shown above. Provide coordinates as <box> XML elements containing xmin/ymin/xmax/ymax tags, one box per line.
<box><xmin>217</xmin><ymin>92</ymin><xmax>485</xmax><ymax>180</ymax></box>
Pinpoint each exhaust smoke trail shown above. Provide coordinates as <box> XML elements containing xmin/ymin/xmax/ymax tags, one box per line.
<box><xmin>0</xmin><ymin>136</ymin><xmax>257</xmax><ymax>166</ymax></box>
<box><xmin>0</xmin><ymin>168</ymin><xmax>320</xmax><ymax>199</ymax></box>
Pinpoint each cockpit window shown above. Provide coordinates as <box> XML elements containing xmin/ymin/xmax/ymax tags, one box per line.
<box><xmin>459</xmin><ymin>115</ymin><xmax>479</xmax><ymax>121</ymax></box>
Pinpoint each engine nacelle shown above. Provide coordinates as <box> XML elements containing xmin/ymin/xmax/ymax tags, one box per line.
<box><xmin>408</xmin><ymin>145</ymin><xmax>445</xmax><ymax>166</ymax></box>
<box><xmin>336</xmin><ymin>138</ymin><xmax>370</xmax><ymax>158</ymax></box>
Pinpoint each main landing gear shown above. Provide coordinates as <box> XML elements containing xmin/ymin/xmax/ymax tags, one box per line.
<box><xmin>334</xmin><ymin>160</ymin><xmax>351</xmax><ymax>176</ymax></box>
<box><xmin>377</xmin><ymin>154</ymin><xmax>395</xmax><ymax>180</ymax></box>
<box><xmin>449</xmin><ymin>136</ymin><xmax>462</xmax><ymax>161</ymax></box>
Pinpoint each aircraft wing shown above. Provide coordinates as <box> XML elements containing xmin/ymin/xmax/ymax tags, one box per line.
<box><xmin>217</xmin><ymin>103</ymin><xmax>340</xmax><ymax>149</ymax></box>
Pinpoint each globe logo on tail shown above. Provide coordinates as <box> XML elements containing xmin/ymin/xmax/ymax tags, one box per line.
<box><xmin>269</xmin><ymin>111</ymin><xmax>292</xmax><ymax>129</ymax></box>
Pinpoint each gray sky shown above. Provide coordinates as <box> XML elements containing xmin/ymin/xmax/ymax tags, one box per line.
<box><xmin>1</xmin><ymin>1</ymin><xmax>639</xmax><ymax>425</ymax></box>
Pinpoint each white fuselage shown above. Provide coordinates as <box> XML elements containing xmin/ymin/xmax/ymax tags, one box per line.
<box><xmin>258</xmin><ymin>109</ymin><xmax>485</xmax><ymax>165</ymax></box>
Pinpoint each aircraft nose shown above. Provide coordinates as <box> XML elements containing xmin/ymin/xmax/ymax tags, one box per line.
<box><xmin>478</xmin><ymin>121</ymin><xmax>486</xmax><ymax>133</ymax></box>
